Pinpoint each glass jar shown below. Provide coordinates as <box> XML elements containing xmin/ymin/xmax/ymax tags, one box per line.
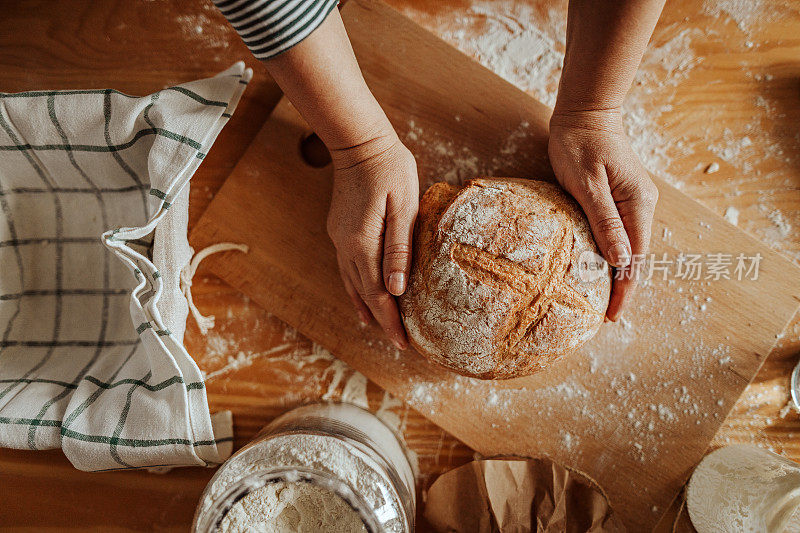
<box><xmin>193</xmin><ymin>403</ymin><xmax>416</xmax><ymax>533</ymax></box>
<box><xmin>688</xmin><ymin>444</ymin><xmax>800</xmax><ymax>532</ymax></box>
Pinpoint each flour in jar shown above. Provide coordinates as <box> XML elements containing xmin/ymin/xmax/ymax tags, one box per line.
<box><xmin>201</xmin><ymin>432</ymin><xmax>405</xmax><ymax>532</ymax></box>
<box><xmin>218</xmin><ymin>480</ymin><xmax>367</xmax><ymax>533</ymax></box>
<box><xmin>194</xmin><ymin>405</ymin><xmax>415</xmax><ymax>533</ymax></box>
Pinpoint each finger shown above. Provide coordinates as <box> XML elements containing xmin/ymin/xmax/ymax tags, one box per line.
<box><xmin>383</xmin><ymin>195</ymin><xmax>418</xmax><ymax>296</ymax></box>
<box><xmin>605</xmin><ymin>180</ymin><xmax>658</xmax><ymax>321</ymax></box>
<box><xmin>618</xmin><ymin>179</ymin><xmax>658</xmax><ymax>258</ymax></box>
<box><xmin>345</xmin><ymin>259</ymin><xmax>374</xmax><ymax>322</ymax></box>
<box><xmin>337</xmin><ymin>254</ymin><xmax>371</xmax><ymax>325</ymax></box>
<box><xmin>567</xmin><ymin>173</ymin><xmax>632</xmax><ymax>268</ymax></box>
<box><xmin>606</xmin><ymin>230</ymin><xmax>645</xmax><ymax>321</ymax></box>
<box><xmin>345</xmin><ymin>275</ymin><xmax>372</xmax><ymax>325</ymax></box>
<box><xmin>354</xmin><ymin>254</ymin><xmax>409</xmax><ymax>351</ymax></box>
<box><xmin>606</xmin><ymin>266</ymin><xmax>637</xmax><ymax>322</ymax></box>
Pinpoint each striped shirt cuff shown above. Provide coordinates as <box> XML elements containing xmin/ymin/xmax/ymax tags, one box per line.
<box><xmin>214</xmin><ymin>0</ymin><xmax>340</xmax><ymax>60</ymax></box>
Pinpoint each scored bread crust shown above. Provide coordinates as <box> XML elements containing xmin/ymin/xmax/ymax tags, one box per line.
<box><xmin>399</xmin><ymin>178</ymin><xmax>611</xmax><ymax>380</ymax></box>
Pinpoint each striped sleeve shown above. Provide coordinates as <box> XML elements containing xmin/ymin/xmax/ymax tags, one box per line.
<box><xmin>213</xmin><ymin>0</ymin><xmax>340</xmax><ymax>60</ymax></box>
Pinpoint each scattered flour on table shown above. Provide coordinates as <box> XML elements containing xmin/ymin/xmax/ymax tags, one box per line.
<box><xmin>724</xmin><ymin>206</ymin><xmax>740</xmax><ymax>225</ymax></box>
<box><xmin>395</xmin><ymin>283</ymin><xmax>748</xmax><ymax>468</ymax></box>
<box><xmin>410</xmin><ymin>382</ymin><xmax>436</xmax><ymax>405</ymax></box>
<box><xmin>200</xmin><ymin>326</ymin><xmax>336</xmax><ymax>383</ymax></box>
<box><xmin>174</xmin><ymin>12</ymin><xmax>231</xmax><ymax>49</ymax></box>
<box><xmin>403</xmin><ymin>119</ymin><xmax>541</xmax><ymax>190</ymax></box>
<box><xmin>322</xmin><ymin>359</ymin><xmax>354</xmax><ymax>402</ymax></box>
<box><xmin>708</xmin><ymin>130</ymin><xmax>754</xmax><ymax>167</ymax></box>
<box><xmin>702</xmin><ymin>0</ymin><xmax>768</xmax><ymax>35</ymax></box>
<box><xmin>376</xmin><ymin>391</ymin><xmax>405</xmax><ymax>429</ymax></box>
<box><xmin>175</xmin><ymin>13</ymin><xmax>212</xmax><ymax>37</ymax></box>
<box><xmin>426</xmin><ymin>2</ymin><xmax>565</xmax><ymax>107</ymax></box>
<box><xmin>341</xmin><ymin>371</ymin><xmax>369</xmax><ymax>410</ymax></box>
<box><xmin>400</xmin><ymin>0</ymin><xmax>703</xmax><ymax>190</ymax></box>
<box><xmin>764</xmin><ymin>207</ymin><xmax>792</xmax><ymax>238</ymax></box>
<box><xmin>561</xmin><ymin>431</ymin><xmax>577</xmax><ymax>452</ymax></box>
<box><xmin>195</xmin><ymin>302</ymin><xmax>421</xmax><ymax>480</ymax></box>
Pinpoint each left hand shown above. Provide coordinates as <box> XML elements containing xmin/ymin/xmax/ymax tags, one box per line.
<box><xmin>548</xmin><ymin>108</ymin><xmax>659</xmax><ymax>321</ymax></box>
<box><xmin>327</xmin><ymin>133</ymin><xmax>419</xmax><ymax>350</ymax></box>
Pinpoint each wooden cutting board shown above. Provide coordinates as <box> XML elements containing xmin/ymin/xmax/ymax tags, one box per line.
<box><xmin>190</xmin><ymin>0</ymin><xmax>800</xmax><ymax>529</ymax></box>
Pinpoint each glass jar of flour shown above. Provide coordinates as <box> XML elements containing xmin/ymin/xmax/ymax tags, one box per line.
<box><xmin>193</xmin><ymin>403</ymin><xmax>416</xmax><ymax>533</ymax></box>
<box><xmin>688</xmin><ymin>444</ymin><xmax>800</xmax><ymax>532</ymax></box>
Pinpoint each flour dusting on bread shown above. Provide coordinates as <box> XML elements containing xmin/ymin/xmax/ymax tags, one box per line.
<box><xmin>400</xmin><ymin>178</ymin><xmax>611</xmax><ymax>379</ymax></box>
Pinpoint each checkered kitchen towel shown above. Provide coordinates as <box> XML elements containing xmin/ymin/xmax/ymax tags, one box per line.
<box><xmin>0</xmin><ymin>62</ymin><xmax>251</xmax><ymax>471</ymax></box>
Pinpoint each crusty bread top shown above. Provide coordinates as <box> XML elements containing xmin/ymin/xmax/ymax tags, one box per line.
<box><xmin>399</xmin><ymin>178</ymin><xmax>611</xmax><ymax>380</ymax></box>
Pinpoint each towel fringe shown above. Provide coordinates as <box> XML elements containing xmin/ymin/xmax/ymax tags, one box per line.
<box><xmin>180</xmin><ymin>242</ymin><xmax>249</xmax><ymax>335</ymax></box>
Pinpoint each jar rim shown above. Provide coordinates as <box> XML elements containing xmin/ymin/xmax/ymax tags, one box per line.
<box><xmin>258</xmin><ymin>424</ymin><xmax>415</xmax><ymax>528</ymax></box>
<box><xmin>192</xmin><ymin>403</ymin><xmax>416</xmax><ymax>533</ymax></box>
<box><xmin>264</xmin><ymin>406</ymin><xmax>416</xmax><ymax>523</ymax></box>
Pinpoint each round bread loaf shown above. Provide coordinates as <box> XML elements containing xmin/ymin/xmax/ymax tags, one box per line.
<box><xmin>399</xmin><ymin>178</ymin><xmax>611</xmax><ymax>380</ymax></box>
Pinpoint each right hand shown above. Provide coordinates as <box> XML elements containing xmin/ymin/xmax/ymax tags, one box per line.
<box><xmin>548</xmin><ymin>109</ymin><xmax>659</xmax><ymax>321</ymax></box>
<box><xmin>327</xmin><ymin>132</ymin><xmax>419</xmax><ymax>350</ymax></box>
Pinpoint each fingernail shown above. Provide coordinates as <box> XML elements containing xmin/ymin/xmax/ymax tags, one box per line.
<box><xmin>388</xmin><ymin>272</ymin><xmax>406</xmax><ymax>296</ymax></box>
<box><xmin>359</xmin><ymin>311</ymin><xmax>370</xmax><ymax>325</ymax></box>
<box><xmin>393</xmin><ymin>338</ymin><xmax>408</xmax><ymax>351</ymax></box>
<box><xmin>607</xmin><ymin>244</ymin><xmax>631</xmax><ymax>267</ymax></box>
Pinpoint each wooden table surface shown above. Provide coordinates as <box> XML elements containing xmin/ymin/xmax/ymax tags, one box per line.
<box><xmin>1</xmin><ymin>0</ymin><xmax>798</xmax><ymax>531</ymax></box>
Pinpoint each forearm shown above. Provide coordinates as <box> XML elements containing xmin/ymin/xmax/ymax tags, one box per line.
<box><xmin>264</xmin><ymin>9</ymin><xmax>394</xmax><ymax>153</ymax></box>
<box><xmin>554</xmin><ymin>0</ymin><xmax>665</xmax><ymax>115</ymax></box>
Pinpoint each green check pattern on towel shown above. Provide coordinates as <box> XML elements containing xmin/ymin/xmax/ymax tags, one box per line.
<box><xmin>0</xmin><ymin>63</ymin><xmax>251</xmax><ymax>471</ymax></box>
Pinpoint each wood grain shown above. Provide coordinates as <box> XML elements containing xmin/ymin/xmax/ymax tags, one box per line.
<box><xmin>188</xmin><ymin>1</ymin><xmax>800</xmax><ymax>530</ymax></box>
<box><xmin>0</xmin><ymin>0</ymin><xmax>799</xmax><ymax>531</ymax></box>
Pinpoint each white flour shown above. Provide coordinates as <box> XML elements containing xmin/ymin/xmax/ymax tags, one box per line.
<box><xmin>201</xmin><ymin>433</ymin><xmax>406</xmax><ymax>533</ymax></box>
<box><xmin>432</xmin><ymin>3</ymin><xmax>566</xmax><ymax>107</ymax></box>
<box><xmin>195</xmin><ymin>404</ymin><xmax>414</xmax><ymax>533</ymax></box>
<box><xmin>724</xmin><ymin>206</ymin><xmax>740</xmax><ymax>226</ymax></box>
<box><xmin>702</xmin><ymin>0</ymin><xmax>767</xmax><ymax>35</ymax></box>
<box><xmin>219</xmin><ymin>481</ymin><xmax>366</xmax><ymax>533</ymax></box>
<box><xmin>399</xmin><ymin>0</ymin><xmax>703</xmax><ymax>190</ymax></box>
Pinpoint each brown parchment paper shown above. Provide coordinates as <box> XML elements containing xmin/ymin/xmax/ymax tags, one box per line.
<box><xmin>424</xmin><ymin>457</ymin><xmax>626</xmax><ymax>533</ymax></box>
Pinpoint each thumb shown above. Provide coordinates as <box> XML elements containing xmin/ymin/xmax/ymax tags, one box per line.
<box><xmin>571</xmin><ymin>178</ymin><xmax>632</xmax><ymax>268</ymax></box>
<box><xmin>383</xmin><ymin>196</ymin><xmax>417</xmax><ymax>296</ymax></box>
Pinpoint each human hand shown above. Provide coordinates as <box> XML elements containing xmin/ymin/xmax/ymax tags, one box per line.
<box><xmin>253</xmin><ymin>4</ymin><xmax>420</xmax><ymax>348</ymax></box>
<box><xmin>327</xmin><ymin>133</ymin><xmax>419</xmax><ymax>350</ymax></box>
<box><xmin>548</xmin><ymin>108</ymin><xmax>659</xmax><ymax>321</ymax></box>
